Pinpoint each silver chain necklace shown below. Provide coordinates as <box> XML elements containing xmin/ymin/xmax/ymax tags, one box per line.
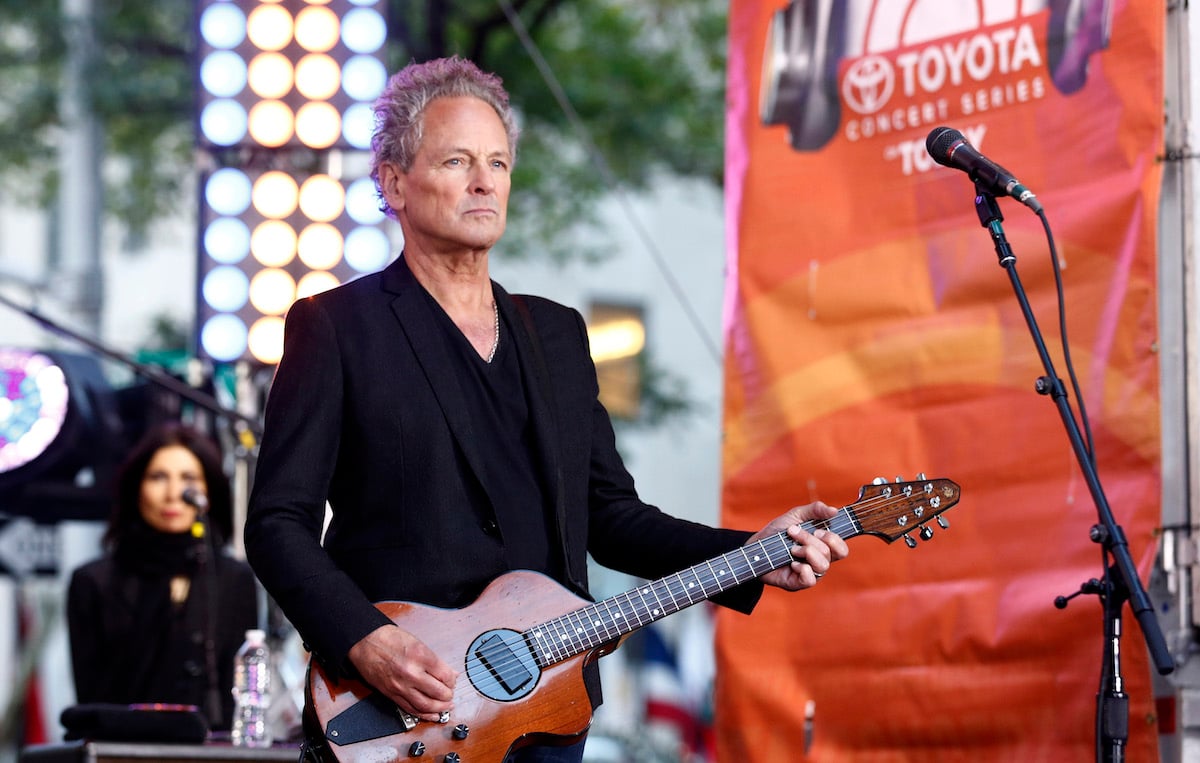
<box><xmin>486</xmin><ymin>300</ymin><xmax>499</xmax><ymax>363</ymax></box>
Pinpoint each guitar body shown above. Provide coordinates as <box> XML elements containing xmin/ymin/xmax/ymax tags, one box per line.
<box><xmin>307</xmin><ymin>477</ymin><xmax>961</xmax><ymax>763</ymax></box>
<box><xmin>308</xmin><ymin>571</ymin><xmax>605</xmax><ymax>763</ymax></box>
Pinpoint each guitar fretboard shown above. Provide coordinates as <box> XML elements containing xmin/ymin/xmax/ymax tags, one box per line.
<box><xmin>523</xmin><ymin>510</ymin><xmax>862</xmax><ymax>667</ymax></box>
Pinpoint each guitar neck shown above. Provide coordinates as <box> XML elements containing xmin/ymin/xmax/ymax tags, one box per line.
<box><xmin>524</xmin><ymin>510</ymin><xmax>862</xmax><ymax>667</ymax></box>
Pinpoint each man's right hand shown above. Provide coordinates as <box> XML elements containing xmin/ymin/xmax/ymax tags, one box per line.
<box><xmin>347</xmin><ymin>624</ymin><xmax>458</xmax><ymax>721</ymax></box>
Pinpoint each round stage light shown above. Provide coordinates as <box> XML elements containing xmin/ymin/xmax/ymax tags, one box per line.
<box><xmin>295</xmin><ymin>101</ymin><xmax>341</xmax><ymax>149</ymax></box>
<box><xmin>297</xmin><ymin>270</ymin><xmax>341</xmax><ymax>299</ymax></box>
<box><xmin>250</xmin><ymin>220</ymin><xmax>298</xmax><ymax>267</ymax></box>
<box><xmin>295</xmin><ymin>6</ymin><xmax>340</xmax><ymax>53</ymax></box>
<box><xmin>249</xmin><ymin>269</ymin><xmax>297</xmax><ymax>315</ymax></box>
<box><xmin>346</xmin><ymin>177</ymin><xmax>385</xmax><ymax>224</ymax></box>
<box><xmin>204</xmin><ymin>217</ymin><xmax>251</xmax><ymax>264</ymax></box>
<box><xmin>202</xmin><ymin>265</ymin><xmax>251</xmax><ymax>312</ymax></box>
<box><xmin>252</xmin><ymin>171</ymin><xmax>300</xmax><ymax>219</ymax></box>
<box><xmin>345</xmin><ymin>226</ymin><xmax>391</xmax><ymax>273</ymax></box>
<box><xmin>200</xmin><ymin>50</ymin><xmax>248</xmax><ymax>98</ymax></box>
<box><xmin>201</xmin><ymin>314</ymin><xmax>249</xmax><ymax>363</ymax></box>
<box><xmin>246</xmin><ymin>3</ymin><xmax>294</xmax><ymax>52</ymax></box>
<box><xmin>247</xmin><ymin>52</ymin><xmax>295</xmax><ymax>100</ymax></box>
<box><xmin>199</xmin><ymin>3</ymin><xmax>246</xmax><ymax>49</ymax></box>
<box><xmin>342</xmin><ymin>7</ymin><xmax>387</xmax><ymax>54</ymax></box>
<box><xmin>248</xmin><ymin>100</ymin><xmax>295</xmax><ymax>147</ymax></box>
<box><xmin>341</xmin><ymin>103</ymin><xmax>375</xmax><ymax>150</ymax></box>
<box><xmin>200</xmin><ymin>99</ymin><xmax>249</xmax><ymax>146</ymax></box>
<box><xmin>205</xmin><ymin>168</ymin><xmax>252</xmax><ymax>216</ymax></box>
<box><xmin>298</xmin><ymin>175</ymin><xmax>346</xmax><ymax>222</ymax></box>
<box><xmin>0</xmin><ymin>350</ymin><xmax>69</xmax><ymax>475</ymax></box>
<box><xmin>342</xmin><ymin>55</ymin><xmax>387</xmax><ymax>101</ymax></box>
<box><xmin>295</xmin><ymin>54</ymin><xmax>341</xmax><ymax>100</ymax></box>
<box><xmin>297</xmin><ymin>223</ymin><xmax>344</xmax><ymax>270</ymax></box>
<box><xmin>248</xmin><ymin>317</ymin><xmax>286</xmax><ymax>365</ymax></box>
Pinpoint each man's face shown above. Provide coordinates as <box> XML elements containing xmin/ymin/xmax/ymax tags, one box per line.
<box><xmin>381</xmin><ymin>96</ymin><xmax>512</xmax><ymax>256</ymax></box>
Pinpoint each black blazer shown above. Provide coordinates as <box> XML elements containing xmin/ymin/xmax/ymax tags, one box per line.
<box><xmin>244</xmin><ymin>255</ymin><xmax>759</xmax><ymax>674</ymax></box>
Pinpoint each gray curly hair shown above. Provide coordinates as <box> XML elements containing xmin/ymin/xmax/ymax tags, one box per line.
<box><xmin>369</xmin><ymin>56</ymin><xmax>521</xmax><ymax>219</ymax></box>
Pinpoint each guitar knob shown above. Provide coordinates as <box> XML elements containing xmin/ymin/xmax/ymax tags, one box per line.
<box><xmin>903</xmin><ymin>534</ymin><xmax>917</xmax><ymax>549</ymax></box>
<box><xmin>919</xmin><ymin>526</ymin><xmax>934</xmax><ymax>541</ymax></box>
<box><xmin>443</xmin><ymin>754</ymin><xmax>461</xmax><ymax>763</ymax></box>
<box><xmin>453</xmin><ymin>724</ymin><xmax>470</xmax><ymax>740</ymax></box>
<box><xmin>408</xmin><ymin>741</ymin><xmax>426</xmax><ymax>757</ymax></box>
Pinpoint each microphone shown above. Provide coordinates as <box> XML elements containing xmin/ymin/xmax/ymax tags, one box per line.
<box><xmin>181</xmin><ymin>487</ymin><xmax>209</xmax><ymax>514</ymax></box>
<box><xmin>925</xmin><ymin>126</ymin><xmax>1043</xmax><ymax>213</ymax></box>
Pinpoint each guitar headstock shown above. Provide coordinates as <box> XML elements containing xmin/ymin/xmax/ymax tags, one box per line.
<box><xmin>847</xmin><ymin>475</ymin><xmax>961</xmax><ymax>547</ymax></box>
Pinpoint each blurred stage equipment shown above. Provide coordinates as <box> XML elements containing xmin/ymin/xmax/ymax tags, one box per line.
<box><xmin>0</xmin><ymin>348</ymin><xmax>124</xmax><ymax>521</ymax></box>
<box><xmin>0</xmin><ymin>289</ymin><xmax>266</xmax><ymax>522</ymax></box>
<box><xmin>194</xmin><ymin>0</ymin><xmax>390</xmax><ymax>365</ymax></box>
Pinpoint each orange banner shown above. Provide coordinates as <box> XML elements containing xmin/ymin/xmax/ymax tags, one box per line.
<box><xmin>720</xmin><ymin>1</ymin><xmax>1164</xmax><ymax>760</ymax></box>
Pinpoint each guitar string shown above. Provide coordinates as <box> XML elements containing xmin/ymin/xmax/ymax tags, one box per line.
<box><xmin>442</xmin><ymin>484</ymin><xmax>956</xmax><ymax>689</ymax></box>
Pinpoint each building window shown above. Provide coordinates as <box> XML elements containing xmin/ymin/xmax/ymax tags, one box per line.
<box><xmin>587</xmin><ymin>302</ymin><xmax>645</xmax><ymax>420</ymax></box>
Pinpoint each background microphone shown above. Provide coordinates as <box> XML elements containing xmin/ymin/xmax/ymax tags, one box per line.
<box><xmin>181</xmin><ymin>487</ymin><xmax>209</xmax><ymax>514</ymax></box>
<box><xmin>925</xmin><ymin>126</ymin><xmax>1043</xmax><ymax>213</ymax></box>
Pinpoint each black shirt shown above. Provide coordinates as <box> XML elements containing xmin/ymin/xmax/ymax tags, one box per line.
<box><xmin>430</xmin><ymin>293</ymin><xmax>554</xmax><ymax>573</ymax></box>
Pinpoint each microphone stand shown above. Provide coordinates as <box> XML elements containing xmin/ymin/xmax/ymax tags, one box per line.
<box><xmin>971</xmin><ymin>184</ymin><xmax>1174</xmax><ymax>763</ymax></box>
<box><xmin>190</xmin><ymin>501</ymin><xmax>225</xmax><ymax>730</ymax></box>
<box><xmin>0</xmin><ymin>290</ymin><xmax>261</xmax><ymax>436</ymax></box>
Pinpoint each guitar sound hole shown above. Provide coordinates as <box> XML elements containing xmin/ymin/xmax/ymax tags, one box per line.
<box><xmin>467</xmin><ymin>629</ymin><xmax>541</xmax><ymax>701</ymax></box>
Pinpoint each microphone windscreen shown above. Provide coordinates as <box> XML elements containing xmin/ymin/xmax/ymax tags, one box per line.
<box><xmin>925</xmin><ymin>126</ymin><xmax>964</xmax><ymax>162</ymax></box>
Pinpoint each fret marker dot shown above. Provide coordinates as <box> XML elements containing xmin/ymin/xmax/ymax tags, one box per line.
<box><xmin>593</xmin><ymin>620</ymin><xmax>602</xmax><ymax>627</ymax></box>
<box><xmin>653</xmin><ymin>609</ymin><xmax>661</xmax><ymax>616</ymax></box>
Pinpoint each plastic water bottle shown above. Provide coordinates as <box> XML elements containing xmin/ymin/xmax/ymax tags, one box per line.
<box><xmin>231</xmin><ymin>629</ymin><xmax>273</xmax><ymax>747</ymax></box>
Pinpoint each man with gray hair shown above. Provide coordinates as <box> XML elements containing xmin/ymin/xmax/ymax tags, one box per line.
<box><xmin>245</xmin><ymin>56</ymin><xmax>847</xmax><ymax>763</ymax></box>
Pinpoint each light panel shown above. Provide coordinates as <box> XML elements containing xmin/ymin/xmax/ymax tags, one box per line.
<box><xmin>196</xmin><ymin>1</ymin><xmax>390</xmax><ymax>365</ymax></box>
<box><xmin>198</xmin><ymin>168</ymin><xmax>393</xmax><ymax>365</ymax></box>
<box><xmin>196</xmin><ymin>0</ymin><xmax>389</xmax><ymax>151</ymax></box>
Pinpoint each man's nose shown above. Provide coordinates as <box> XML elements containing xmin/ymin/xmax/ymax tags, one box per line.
<box><xmin>469</xmin><ymin>165</ymin><xmax>496</xmax><ymax>193</ymax></box>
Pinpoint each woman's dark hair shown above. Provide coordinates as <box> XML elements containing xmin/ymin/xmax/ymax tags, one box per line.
<box><xmin>104</xmin><ymin>422</ymin><xmax>234</xmax><ymax>548</ymax></box>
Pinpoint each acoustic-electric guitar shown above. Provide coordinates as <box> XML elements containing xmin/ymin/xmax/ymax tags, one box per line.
<box><xmin>307</xmin><ymin>476</ymin><xmax>961</xmax><ymax>763</ymax></box>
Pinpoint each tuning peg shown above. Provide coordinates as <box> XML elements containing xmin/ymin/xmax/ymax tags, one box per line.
<box><xmin>895</xmin><ymin>476</ymin><xmax>904</xmax><ymax>483</ymax></box>
<box><xmin>936</xmin><ymin>516</ymin><xmax>949</xmax><ymax>529</ymax></box>
<box><xmin>919</xmin><ymin>526</ymin><xmax>934</xmax><ymax>541</ymax></box>
<box><xmin>872</xmin><ymin>476</ymin><xmax>886</xmax><ymax>485</ymax></box>
<box><xmin>903</xmin><ymin>534</ymin><xmax>917</xmax><ymax>548</ymax></box>
<box><xmin>916</xmin><ymin>472</ymin><xmax>926</xmax><ymax>480</ymax></box>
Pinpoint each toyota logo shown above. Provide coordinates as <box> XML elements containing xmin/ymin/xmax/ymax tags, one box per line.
<box><xmin>841</xmin><ymin>55</ymin><xmax>894</xmax><ymax>115</ymax></box>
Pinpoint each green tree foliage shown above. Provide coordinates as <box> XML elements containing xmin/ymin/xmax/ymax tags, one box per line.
<box><xmin>0</xmin><ymin>0</ymin><xmax>194</xmax><ymax>235</ymax></box>
<box><xmin>0</xmin><ymin>0</ymin><xmax>728</xmax><ymax>259</ymax></box>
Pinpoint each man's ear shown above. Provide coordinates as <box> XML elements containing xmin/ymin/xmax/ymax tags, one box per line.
<box><xmin>378</xmin><ymin>162</ymin><xmax>404</xmax><ymax>211</ymax></box>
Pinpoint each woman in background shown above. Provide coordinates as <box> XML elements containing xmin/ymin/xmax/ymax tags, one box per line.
<box><xmin>66</xmin><ymin>422</ymin><xmax>259</xmax><ymax>730</ymax></box>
